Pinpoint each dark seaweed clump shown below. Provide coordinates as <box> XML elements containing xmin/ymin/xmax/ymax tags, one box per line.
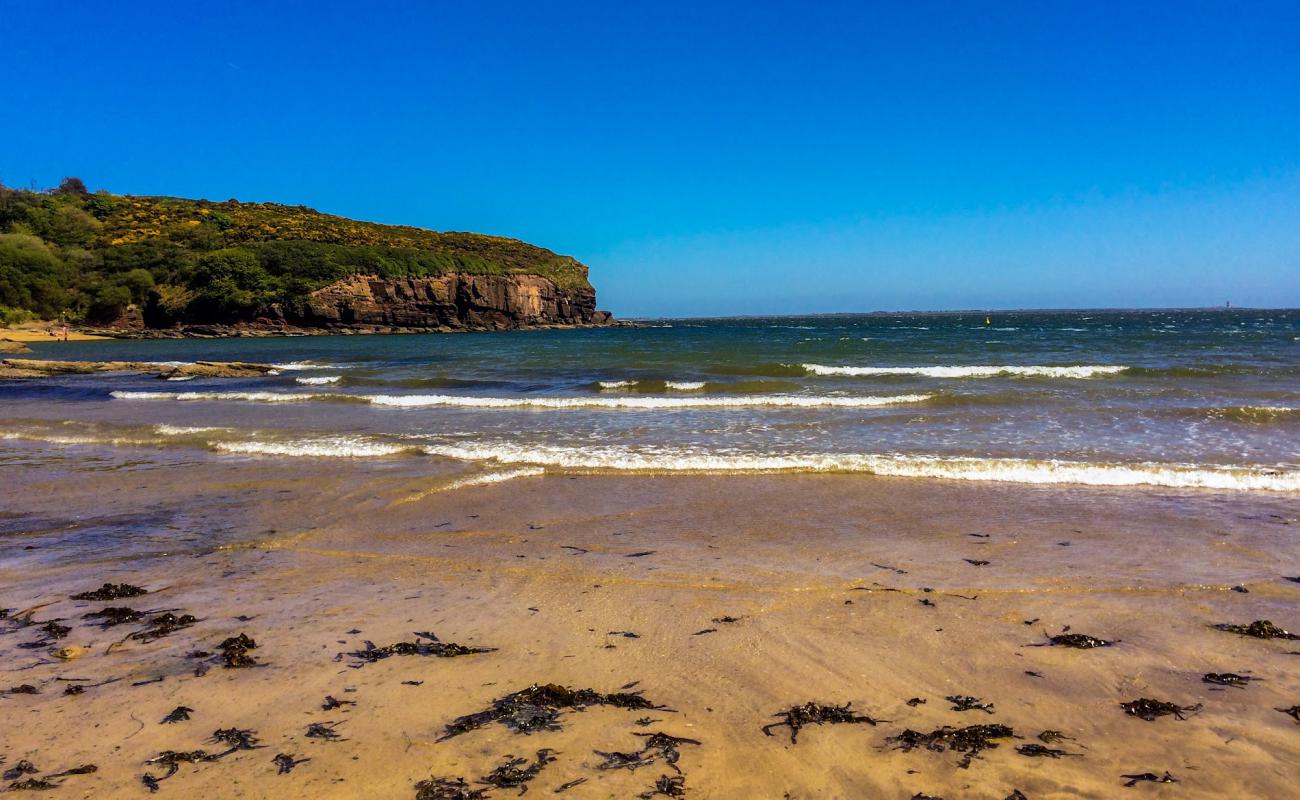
<box><xmin>141</xmin><ymin>750</ymin><xmax>221</xmax><ymax>791</ymax></box>
<box><xmin>217</xmin><ymin>633</ymin><xmax>259</xmax><ymax>668</ymax></box>
<box><xmin>1122</xmin><ymin>771</ymin><xmax>1177</xmax><ymax>787</ymax></box>
<box><xmin>595</xmin><ymin>732</ymin><xmax>701</xmax><ymax>774</ymax></box>
<box><xmin>1203</xmin><ymin>672</ymin><xmax>1257</xmax><ymax>688</ymax></box>
<box><xmin>4</xmin><ymin>761</ymin><xmax>38</xmax><ymax>780</ymax></box>
<box><xmin>1016</xmin><ymin>743</ymin><xmax>1080</xmax><ymax>758</ymax></box>
<box><xmin>761</xmin><ymin>702</ymin><xmax>878</xmax><ymax>744</ymax></box>
<box><xmin>347</xmin><ymin>631</ymin><xmax>495</xmax><ymax>666</ymax></box>
<box><xmin>414</xmin><ymin>776</ymin><xmax>489</xmax><ymax>800</ymax></box>
<box><xmin>438</xmin><ymin>683</ymin><xmax>665</xmax><ymax>741</ymax></box>
<box><xmin>72</xmin><ymin>583</ymin><xmax>147</xmax><ymax>601</ymax></box>
<box><xmin>1212</xmin><ymin>620</ymin><xmax>1299</xmax><ymax>640</ymax></box>
<box><xmin>141</xmin><ymin>729</ymin><xmax>261</xmax><ymax>791</ymax></box>
<box><xmin>946</xmin><ymin>695</ymin><xmax>995</xmax><ymax>714</ymax></box>
<box><xmin>1276</xmin><ymin>705</ymin><xmax>1300</xmax><ymax>723</ymax></box>
<box><xmin>1035</xmin><ymin>630</ymin><xmax>1115</xmax><ymax>649</ymax></box>
<box><xmin>273</xmin><ymin>753</ymin><xmax>309</xmax><ymax>775</ymax></box>
<box><xmin>4</xmin><ymin>685</ymin><xmax>39</xmax><ymax>695</ymax></box>
<box><xmin>886</xmin><ymin>724</ymin><xmax>1017</xmax><ymax>769</ymax></box>
<box><xmin>84</xmin><ymin>607</ymin><xmax>145</xmax><ymax>628</ymax></box>
<box><xmin>130</xmin><ymin>613</ymin><xmax>197</xmax><ymax>643</ymax></box>
<box><xmin>161</xmin><ymin>706</ymin><xmax>193</xmax><ymax>724</ymax></box>
<box><xmin>1119</xmin><ymin>698</ymin><xmax>1201</xmax><ymax>721</ymax></box>
<box><xmin>305</xmin><ymin>722</ymin><xmax>345</xmax><ymax>742</ymax></box>
<box><xmin>639</xmin><ymin>774</ymin><xmax>686</xmax><ymax>798</ymax></box>
<box><xmin>209</xmin><ymin>728</ymin><xmax>262</xmax><ymax>751</ymax></box>
<box><xmin>479</xmin><ymin>749</ymin><xmax>555</xmax><ymax>792</ymax></box>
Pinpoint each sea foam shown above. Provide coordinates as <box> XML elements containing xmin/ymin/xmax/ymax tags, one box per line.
<box><xmin>420</xmin><ymin>441</ymin><xmax>1300</xmax><ymax>491</ymax></box>
<box><xmin>802</xmin><ymin>364</ymin><xmax>1127</xmax><ymax>379</ymax></box>
<box><xmin>113</xmin><ymin>390</ymin><xmax>933</xmax><ymax>409</ymax></box>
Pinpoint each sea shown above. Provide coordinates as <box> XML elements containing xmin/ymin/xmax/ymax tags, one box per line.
<box><xmin>2</xmin><ymin>309</ymin><xmax>1297</xmax><ymax>492</ymax></box>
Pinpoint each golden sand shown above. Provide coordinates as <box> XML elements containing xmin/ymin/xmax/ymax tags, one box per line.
<box><xmin>1</xmin><ymin>460</ymin><xmax>1297</xmax><ymax>798</ymax></box>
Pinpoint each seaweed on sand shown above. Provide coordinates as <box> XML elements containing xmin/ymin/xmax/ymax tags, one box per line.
<box><xmin>1212</xmin><ymin>620</ymin><xmax>1299</xmax><ymax>640</ymax></box>
<box><xmin>1016</xmin><ymin>743</ymin><xmax>1080</xmax><ymax>758</ymax></box>
<box><xmin>1202</xmin><ymin>672</ymin><xmax>1258</xmax><ymax>688</ymax></box>
<box><xmin>130</xmin><ymin>613</ymin><xmax>197</xmax><ymax>643</ymax></box>
<box><xmin>84</xmin><ymin>607</ymin><xmax>145</xmax><ymax>628</ymax></box>
<box><xmin>209</xmin><ymin>728</ymin><xmax>262</xmax><ymax>751</ymax></box>
<box><xmin>141</xmin><ymin>750</ymin><xmax>222</xmax><ymax>791</ymax></box>
<box><xmin>885</xmin><ymin>724</ymin><xmax>1017</xmax><ymax>769</ymax></box>
<box><xmin>1121</xmin><ymin>772</ymin><xmax>1177</xmax><ymax>787</ymax></box>
<box><xmin>1275</xmin><ymin>705</ymin><xmax>1300</xmax><ymax>723</ymax></box>
<box><xmin>161</xmin><ymin>706</ymin><xmax>193</xmax><ymax>724</ymax></box>
<box><xmin>71</xmin><ymin>583</ymin><xmax>147</xmax><ymax>601</ymax></box>
<box><xmin>437</xmin><ymin>684</ymin><xmax>666</xmax><ymax>741</ymax></box>
<box><xmin>3</xmin><ymin>761</ymin><xmax>38</xmax><ymax>781</ymax></box>
<box><xmin>347</xmin><ymin>632</ymin><xmax>495</xmax><ymax>666</ymax></box>
<box><xmin>217</xmin><ymin>633</ymin><xmax>259</xmax><ymax>668</ymax></box>
<box><xmin>305</xmin><ymin>722</ymin><xmax>346</xmax><ymax>742</ymax></box>
<box><xmin>1119</xmin><ymin>698</ymin><xmax>1201</xmax><ymax>721</ymax></box>
<box><xmin>45</xmin><ymin>765</ymin><xmax>96</xmax><ymax>779</ymax></box>
<box><xmin>322</xmin><ymin>695</ymin><xmax>355</xmax><ymax>710</ymax></box>
<box><xmin>946</xmin><ymin>695</ymin><xmax>995</xmax><ymax>714</ymax></box>
<box><xmin>414</xmin><ymin>776</ymin><xmax>489</xmax><ymax>800</ymax></box>
<box><xmin>479</xmin><ymin>749</ymin><xmax>555</xmax><ymax>793</ymax></box>
<box><xmin>639</xmin><ymin>775</ymin><xmax>685</xmax><ymax>798</ymax></box>
<box><xmin>1037</xmin><ymin>730</ymin><xmax>1076</xmax><ymax>744</ymax></box>
<box><xmin>595</xmin><ymin>732</ymin><xmax>701</xmax><ymax>774</ymax></box>
<box><xmin>761</xmin><ymin>702</ymin><xmax>879</xmax><ymax>744</ymax></box>
<box><xmin>1031</xmin><ymin>629</ymin><xmax>1116</xmax><ymax>649</ymax></box>
<box><xmin>4</xmin><ymin>685</ymin><xmax>39</xmax><ymax>695</ymax></box>
<box><xmin>273</xmin><ymin>753</ymin><xmax>309</xmax><ymax>775</ymax></box>
<box><xmin>8</xmin><ymin>777</ymin><xmax>58</xmax><ymax>790</ymax></box>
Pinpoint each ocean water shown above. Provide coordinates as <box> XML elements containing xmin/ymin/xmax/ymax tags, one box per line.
<box><xmin>2</xmin><ymin>309</ymin><xmax>1297</xmax><ymax>491</ymax></box>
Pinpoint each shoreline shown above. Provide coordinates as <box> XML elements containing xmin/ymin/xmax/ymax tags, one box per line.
<box><xmin>2</xmin><ymin>451</ymin><xmax>1297</xmax><ymax>798</ymax></box>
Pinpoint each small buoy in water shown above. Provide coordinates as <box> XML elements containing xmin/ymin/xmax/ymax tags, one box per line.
<box><xmin>985</xmin><ymin>317</ymin><xmax>991</xmax><ymax>325</ymax></box>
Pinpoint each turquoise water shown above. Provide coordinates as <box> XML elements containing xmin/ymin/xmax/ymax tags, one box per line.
<box><xmin>3</xmin><ymin>309</ymin><xmax>1298</xmax><ymax>490</ymax></box>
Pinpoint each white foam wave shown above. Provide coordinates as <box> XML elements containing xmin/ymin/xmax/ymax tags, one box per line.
<box><xmin>112</xmin><ymin>390</ymin><xmax>319</xmax><ymax>403</ymax></box>
<box><xmin>422</xmin><ymin>442</ymin><xmax>1300</xmax><ymax>491</ymax></box>
<box><xmin>367</xmin><ymin>393</ymin><xmax>932</xmax><ymax>409</ymax></box>
<box><xmin>665</xmin><ymin>381</ymin><xmax>706</xmax><ymax>391</ymax></box>
<box><xmin>441</xmin><ymin>467</ymin><xmax>546</xmax><ymax>491</ymax></box>
<box><xmin>296</xmin><ymin>376</ymin><xmax>341</xmax><ymax>385</ymax></box>
<box><xmin>111</xmin><ymin>389</ymin><xmax>929</xmax><ymax>409</ymax></box>
<box><xmin>154</xmin><ymin>425</ymin><xmax>225</xmax><ymax>435</ymax></box>
<box><xmin>213</xmin><ymin>437</ymin><xmax>411</xmax><ymax>458</ymax></box>
<box><xmin>270</xmin><ymin>361</ymin><xmax>339</xmax><ymax>371</ymax></box>
<box><xmin>802</xmin><ymin>364</ymin><xmax>1127</xmax><ymax>379</ymax></box>
<box><xmin>598</xmin><ymin>380</ymin><xmax>638</xmax><ymax>389</ymax></box>
<box><xmin>165</xmin><ymin>375</ymin><xmax>197</xmax><ymax>382</ymax></box>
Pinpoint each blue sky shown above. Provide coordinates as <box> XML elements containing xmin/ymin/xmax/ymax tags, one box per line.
<box><xmin>2</xmin><ymin>1</ymin><xmax>1297</xmax><ymax>315</ymax></box>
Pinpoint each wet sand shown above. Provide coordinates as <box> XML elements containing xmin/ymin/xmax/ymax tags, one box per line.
<box><xmin>2</xmin><ymin>449</ymin><xmax>1298</xmax><ymax>798</ymax></box>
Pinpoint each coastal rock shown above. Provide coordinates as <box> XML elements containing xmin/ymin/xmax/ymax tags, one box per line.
<box><xmin>0</xmin><ymin>359</ymin><xmax>277</xmax><ymax>380</ymax></box>
<box><xmin>0</xmin><ymin>340</ymin><xmax>33</xmax><ymax>354</ymax></box>
<box><xmin>297</xmin><ymin>273</ymin><xmax>607</xmax><ymax>331</ymax></box>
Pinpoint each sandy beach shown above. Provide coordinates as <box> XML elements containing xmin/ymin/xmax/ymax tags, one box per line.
<box><xmin>3</xmin><ymin>444</ymin><xmax>1298</xmax><ymax>799</ymax></box>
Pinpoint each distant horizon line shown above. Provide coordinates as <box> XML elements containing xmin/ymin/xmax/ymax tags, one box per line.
<box><xmin>618</xmin><ymin>305</ymin><xmax>1297</xmax><ymax>321</ymax></box>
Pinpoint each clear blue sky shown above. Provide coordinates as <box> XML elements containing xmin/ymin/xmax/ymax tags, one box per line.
<box><xmin>2</xmin><ymin>1</ymin><xmax>1297</xmax><ymax>315</ymax></box>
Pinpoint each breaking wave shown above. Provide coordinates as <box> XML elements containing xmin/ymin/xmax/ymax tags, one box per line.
<box><xmin>802</xmin><ymin>364</ymin><xmax>1127</xmax><ymax>379</ymax></box>
<box><xmin>296</xmin><ymin>376</ymin><xmax>342</xmax><ymax>385</ymax></box>
<box><xmin>420</xmin><ymin>441</ymin><xmax>1300</xmax><ymax>491</ymax></box>
<box><xmin>212</xmin><ymin>436</ymin><xmax>417</xmax><ymax>458</ymax></box>
<box><xmin>113</xmin><ymin>390</ymin><xmax>934</xmax><ymax>410</ymax></box>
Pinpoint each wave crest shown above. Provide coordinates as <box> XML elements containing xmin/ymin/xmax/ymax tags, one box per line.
<box><xmin>802</xmin><ymin>364</ymin><xmax>1127</xmax><ymax>379</ymax></box>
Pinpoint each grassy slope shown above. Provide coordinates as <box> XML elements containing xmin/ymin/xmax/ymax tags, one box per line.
<box><xmin>0</xmin><ymin>185</ymin><xmax>591</xmax><ymax>325</ymax></box>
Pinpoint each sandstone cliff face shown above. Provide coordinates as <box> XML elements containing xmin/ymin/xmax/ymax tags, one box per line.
<box><xmin>295</xmin><ymin>273</ymin><xmax>611</xmax><ymax>331</ymax></box>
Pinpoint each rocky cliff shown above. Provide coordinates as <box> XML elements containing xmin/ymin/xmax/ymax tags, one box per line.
<box><xmin>293</xmin><ymin>273</ymin><xmax>611</xmax><ymax>331</ymax></box>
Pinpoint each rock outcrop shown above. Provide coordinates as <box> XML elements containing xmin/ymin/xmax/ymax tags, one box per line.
<box><xmin>294</xmin><ymin>273</ymin><xmax>613</xmax><ymax>331</ymax></box>
<box><xmin>0</xmin><ymin>359</ymin><xmax>278</xmax><ymax>380</ymax></box>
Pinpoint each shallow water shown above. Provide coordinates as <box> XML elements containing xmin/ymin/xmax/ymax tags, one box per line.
<box><xmin>2</xmin><ymin>310</ymin><xmax>1298</xmax><ymax>492</ymax></box>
